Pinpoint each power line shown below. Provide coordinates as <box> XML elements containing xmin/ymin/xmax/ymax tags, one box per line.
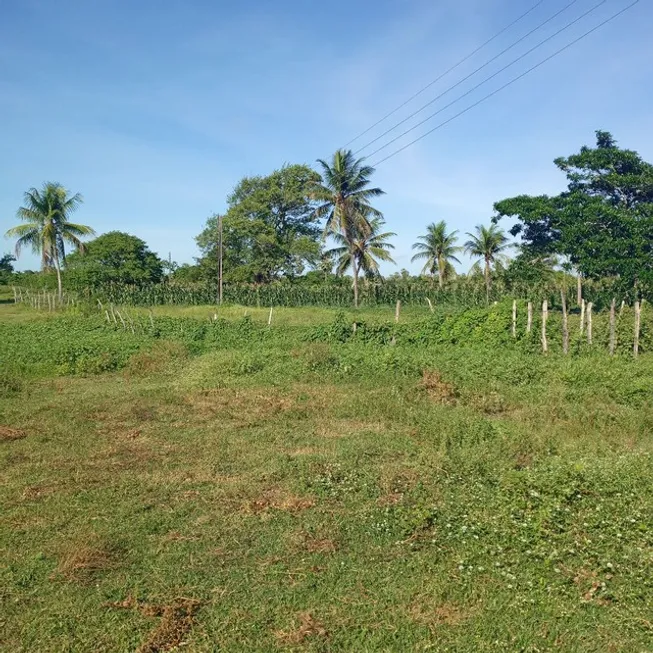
<box><xmin>371</xmin><ymin>0</ymin><xmax>639</xmax><ymax>167</ymax></box>
<box><xmin>355</xmin><ymin>0</ymin><xmax>585</xmax><ymax>155</ymax></box>
<box><xmin>364</xmin><ymin>0</ymin><xmax>609</xmax><ymax>161</ymax></box>
<box><xmin>343</xmin><ymin>0</ymin><xmax>548</xmax><ymax>148</ymax></box>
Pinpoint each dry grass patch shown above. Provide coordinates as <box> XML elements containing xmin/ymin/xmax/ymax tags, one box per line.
<box><xmin>291</xmin><ymin>529</ymin><xmax>339</xmax><ymax>554</ymax></box>
<box><xmin>409</xmin><ymin>599</ymin><xmax>474</xmax><ymax>629</ymax></box>
<box><xmin>106</xmin><ymin>595</ymin><xmax>201</xmax><ymax>653</ymax></box>
<box><xmin>124</xmin><ymin>341</ymin><xmax>189</xmax><ymax>378</ymax></box>
<box><xmin>21</xmin><ymin>484</ymin><xmax>58</xmax><ymax>501</ymax></box>
<box><xmin>246</xmin><ymin>489</ymin><xmax>315</xmax><ymax>514</ymax></box>
<box><xmin>0</xmin><ymin>425</ymin><xmax>26</xmax><ymax>441</ymax></box>
<box><xmin>53</xmin><ymin>537</ymin><xmax>120</xmax><ymax>583</ymax></box>
<box><xmin>185</xmin><ymin>388</ymin><xmax>296</xmax><ymax>425</ymax></box>
<box><xmin>420</xmin><ymin>370</ymin><xmax>459</xmax><ymax>405</ymax></box>
<box><xmin>315</xmin><ymin>418</ymin><xmax>388</xmax><ymax>439</ymax></box>
<box><xmin>274</xmin><ymin>612</ymin><xmax>328</xmax><ymax>647</ymax></box>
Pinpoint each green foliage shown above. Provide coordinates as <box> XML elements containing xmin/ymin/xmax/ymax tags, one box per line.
<box><xmin>411</xmin><ymin>220</ymin><xmax>461</xmax><ymax>287</ymax></box>
<box><xmin>495</xmin><ymin>131</ymin><xmax>653</xmax><ymax>296</ymax></box>
<box><xmin>4</xmin><ymin>182</ymin><xmax>95</xmax><ymax>296</ymax></box>
<box><xmin>0</xmin><ymin>254</ymin><xmax>15</xmax><ymax>284</ymax></box>
<box><xmin>66</xmin><ymin>231</ymin><xmax>163</xmax><ymax>287</ymax></box>
<box><xmin>196</xmin><ymin>164</ymin><xmax>322</xmax><ymax>283</ymax></box>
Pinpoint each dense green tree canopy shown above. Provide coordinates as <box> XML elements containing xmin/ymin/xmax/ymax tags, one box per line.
<box><xmin>494</xmin><ymin>131</ymin><xmax>653</xmax><ymax>296</ymax></box>
<box><xmin>196</xmin><ymin>164</ymin><xmax>322</xmax><ymax>283</ymax></box>
<box><xmin>0</xmin><ymin>253</ymin><xmax>15</xmax><ymax>284</ymax></box>
<box><xmin>66</xmin><ymin>231</ymin><xmax>163</xmax><ymax>286</ymax></box>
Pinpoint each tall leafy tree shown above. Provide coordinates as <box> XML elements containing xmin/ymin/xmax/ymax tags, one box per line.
<box><xmin>0</xmin><ymin>253</ymin><xmax>16</xmax><ymax>284</ymax></box>
<box><xmin>464</xmin><ymin>224</ymin><xmax>510</xmax><ymax>303</ymax></box>
<box><xmin>5</xmin><ymin>183</ymin><xmax>95</xmax><ymax>298</ymax></box>
<box><xmin>410</xmin><ymin>220</ymin><xmax>461</xmax><ymax>289</ymax></box>
<box><xmin>494</xmin><ymin>131</ymin><xmax>653</xmax><ymax>297</ymax></box>
<box><xmin>196</xmin><ymin>164</ymin><xmax>321</xmax><ymax>283</ymax></box>
<box><xmin>326</xmin><ymin>217</ymin><xmax>396</xmax><ymax>306</ymax></box>
<box><xmin>66</xmin><ymin>231</ymin><xmax>163</xmax><ymax>287</ymax></box>
<box><xmin>313</xmin><ymin>149</ymin><xmax>385</xmax><ymax>306</ymax></box>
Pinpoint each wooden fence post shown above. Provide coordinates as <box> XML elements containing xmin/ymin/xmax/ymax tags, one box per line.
<box><xmin>560</xmin><ymin>290</ymin><xmax>569</xmax><ymax>355</ymax></box>
<box><xmin>586</xmin><ymin>302</ymin><xmax>593</xmax><ymax>345</ymax></box>
<box><xmin>512</xmin><ymin>300</ymin><xmax>517</xmax><ymax>338</ymax></box>
<box><xmin>619</xmin><ymin>300</ymin><xmax>625</xmax><ymax>317</ymax></box>
<box><xmin>541</xmin><ymin>300</ymin><xmax>548</xmax><ymax>354</ymax></box>
<box><xmin>609</xmin><ymin>298</ymin><xmax>616</xmax><ymax>356</ymax></box>
<box><xmin>634</xmin><ymin>301</ymin><xmax>641</xmax><ymax>358</ymax></box>
<box><xmin>580</xmin><ymin>299</ymin><xmax>586</xmax><ymax>336</ymax></box>
<box><xmin>395</xmin><ymin>300</ymin><xmax>401</xmax><ymax>323</ymax></box>
<box><xmin>527</xmin><ymin>301</ymin><xmax>533</xmax><ymax>334</ymax></box>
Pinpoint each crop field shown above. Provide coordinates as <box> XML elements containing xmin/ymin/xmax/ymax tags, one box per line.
<box><xmin>1</xmin><ymin>299</ymin><xmax>652</xmax><ymax>652</ymax></box>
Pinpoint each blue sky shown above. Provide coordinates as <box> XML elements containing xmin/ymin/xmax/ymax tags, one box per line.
<box><xmin>1</xmin><ymin>0</ymin><xmax>651</xmax><ymax>273</ymax></box>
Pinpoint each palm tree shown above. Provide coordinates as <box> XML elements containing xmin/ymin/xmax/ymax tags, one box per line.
<box><xmin>313</xmin><ymin>149</ymin><xmax>385</xmax><ymax>306</ymax></box>
<box><xmin>326</xmin><ymin>217</ymin><xmax>396</xmax><ymax>306</ymax></box>
<box><xmin>5</xmin><ymin>182</ymin><xmax>95</xmax><ymax>299</ymax></box>
<box><xmin>464</xmin><ymin>223</ymin><xmax>510</xmax><ymax>304</ymax></box>
<box><xmin>411</xmin><ymin>220</ymin><xmax>461</xmax><ymax>289</ymax></box>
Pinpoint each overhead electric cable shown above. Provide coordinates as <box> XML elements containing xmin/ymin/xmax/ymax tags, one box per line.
<box><xmin>371</xmin><ymin>0</ymin><xmax>639</xmax><ymax>167</ymax></box>
<box><xmin>355</xmin><ymin>0</ymin><xmax>586</xmax><ymax>154</ymax></box>
<box><xmin>343</xmin><ymin>0</ymin><xmax>548</xmax><ymax>147</ymax></box>
<box><xmin>363</xmin><ymin>0</ymin><xmax>608</xmax><ymax>160</ymax></box>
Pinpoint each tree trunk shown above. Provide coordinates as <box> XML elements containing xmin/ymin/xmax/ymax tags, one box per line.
<box><xmin>527</xmin><ymin>301</ymin><xmax>533</xmax><ymax>333</ymax></box>
<box><xmin>53</xmin><ymin>250</ymin><xmax>63</xmax><ymax>302</ymax></box>
<box><xmin>541</xmin><ymin>300</ymin><xmax>548</xmax><ymax>354</ymax></box>
<box><xmin>438</xmin><ymin>256</ymin><xmax>444</xmax><ymax>290</ymax></box>
<box><xmin>580</xmin><ymin>299</ymin><xmax>586</xmax><ymax>335</ymax></box>
<box><xmin>352</xmin><ymin>256</ymin><xmax>359</xmax><ymax>309</ymax></box>
<box><xmin>484</xmin><ymin>259</ymin><xmax>490</xmax><ymax>305</ymax></box>
<box><xmin>576</xmin><ymin>275</ymin><xmax>582</xmax><ymax>307</ymax></box>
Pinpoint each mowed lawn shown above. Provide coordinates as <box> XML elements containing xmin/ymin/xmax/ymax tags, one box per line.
<box><xmin>1</xmin><ymin>304</ymin><xmax>653</xmax><ymax>651</ymax></box>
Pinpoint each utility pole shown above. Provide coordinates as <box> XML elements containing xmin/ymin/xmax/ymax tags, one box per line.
<box><xmin>217</xmin><ymin>214</ymin><xmax>223</xmax><ymax>305</ymax></box>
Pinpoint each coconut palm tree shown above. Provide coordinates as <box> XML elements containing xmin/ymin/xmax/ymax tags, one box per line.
<box><xmin>313</xmin><ymin>149</ymin><xmax>385</xmax><ymax>306</ymax></box>
<box><xmin>5</xmin><ymin>183</ymin><xmax>95</xmax><ymax>299</ymax></box>
<box><xmin>411</xmin><ymin>220</ymin><xmax>461</xmax><ymax>289</ymax></box>
<box><xmin>464</xmin><ymin>223</ymin><xmax>510</xmax><ymax>304</ymax></box>
<box><xmin>326</xmin><ymin>217</ymin><xmax>396</xmax><ymax>307</ymax></box>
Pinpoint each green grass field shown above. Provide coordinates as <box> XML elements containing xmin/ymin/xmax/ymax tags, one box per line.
<box><xmin>1</xmin><ymin>301</ymin><xmax>652</xmax><ymax>651</ymax></box>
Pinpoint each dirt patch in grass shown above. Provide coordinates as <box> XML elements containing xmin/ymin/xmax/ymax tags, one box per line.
<box><xmin>275</xmin><ymin>612</ymin><xmax>328</xmax><ymax>646</ymax></box>
<box><xmin>106</xmin><ymin>595</ymin><xmax>201</xmax><ymax>653</ymax></box>
<box><xmin>0</xmin><ymin>425</ymin><xmax>26</xmax><ymax>441</ymax></box>
<box><xmin>246</xmin><ymin>490</ymin><xmax>315</xmax><ymax>514</ymax></box>
<box><xmin>420</xmin><ymin>371</ymin><xmax>459</xmax><ymax>405</ymax></box>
